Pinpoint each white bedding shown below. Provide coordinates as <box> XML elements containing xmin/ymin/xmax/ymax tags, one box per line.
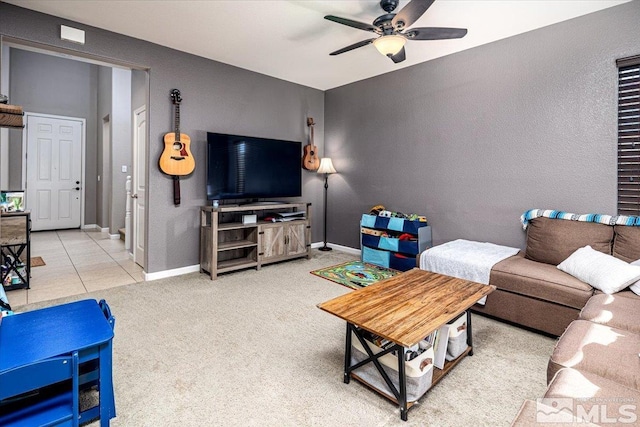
<box><xmin>419</xmin><ymin>239</ymin><xmax>520</xmax><ymax>305</ymax></box>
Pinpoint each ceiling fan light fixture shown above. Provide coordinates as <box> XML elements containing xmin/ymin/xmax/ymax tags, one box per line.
<box><xmin>373</xmin><ymin>34</ymin><xmax>406</xmax><ymax>56</ymax></box>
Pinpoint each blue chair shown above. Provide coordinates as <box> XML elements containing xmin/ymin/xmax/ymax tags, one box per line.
<box><xmin>0</xmin><ymin>351</ymin><xmax>79</xmax><ymax>427</ymax></box>
<box><xmin>80</xmin><ymin>300</ymin><xmax>115</xmax><ymax>390</ymax></box>
<box><xmin>99</xmin><ymin>299</ymin><xmax>115</xmax><ymax>330</ymax></box>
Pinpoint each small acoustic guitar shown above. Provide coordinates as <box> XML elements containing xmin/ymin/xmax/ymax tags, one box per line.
<box><xmin>159</xmin><ymin>89</ymin><xmax>195</xmax><ymax>205</ymax></box>
<box><xmin>302</xmin><ymin>117</ymin><xmax>320</xmax><ymax>171</ymax></box>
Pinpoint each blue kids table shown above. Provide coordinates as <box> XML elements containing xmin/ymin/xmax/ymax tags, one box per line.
<box><xmin>0</xmin><ymin>299</ymin><xmax>116</xmax><ymax>425</ymax></box>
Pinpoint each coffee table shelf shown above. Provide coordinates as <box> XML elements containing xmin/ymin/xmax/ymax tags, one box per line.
<box><xmin>431</xmin><ymin>346</ymin><xmax>472</xmax><ymax>383</ymax></box>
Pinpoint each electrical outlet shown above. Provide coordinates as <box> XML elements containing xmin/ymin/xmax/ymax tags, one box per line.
<box><xmin>121</xmin><ymin>165</ymin><xmax>127</xmax><ymax>173</ymax></box>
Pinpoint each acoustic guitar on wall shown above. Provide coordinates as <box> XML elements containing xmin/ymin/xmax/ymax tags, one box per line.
<box><xmin>159</xmin><ymin>89</ymin><xmax>195</xmax><ymax>205</ymax></box>
<box><xmin>302</xmin><ymin>117</ymin><xmax>320</xmax><ymax>171</ymax></box>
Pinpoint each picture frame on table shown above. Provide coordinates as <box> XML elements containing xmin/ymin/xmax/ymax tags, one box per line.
<box><xmin>0</xmin><ymin>191</ymin><xmax>24</xmax><ymax>212</ymax></box>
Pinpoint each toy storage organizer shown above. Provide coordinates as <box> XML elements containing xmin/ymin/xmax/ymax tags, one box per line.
<box><xmin>360</xmin><ymin>214</ymin><xmax>432</xmax><ymax>271</ymax></box>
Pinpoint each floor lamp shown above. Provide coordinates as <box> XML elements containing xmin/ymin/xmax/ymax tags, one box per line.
<box><xmin>317</xmin><ymin>158</ymin><xmax>336</xmax><ymax>251</ymax></box>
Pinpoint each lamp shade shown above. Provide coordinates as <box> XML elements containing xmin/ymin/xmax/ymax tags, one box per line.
<box><xmin>373</xmin><ymin>35</ymin><xmax>406</xmax><ymax>56</ymax></box>
<box><xmin>317</xmin><ymin>158</ymin><xmax>336</xmax><ymax>174</ymax></box>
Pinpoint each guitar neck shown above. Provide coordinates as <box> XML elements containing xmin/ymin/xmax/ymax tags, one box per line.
<box><xmin>307</xmin><ymin>118</ymin><xmax>315</xmax><ymax>145</ymax></box>
<box><xmin>174</xmin><ymin>104</ymin><xmax>181</xmax><ymax>142</ymax></box>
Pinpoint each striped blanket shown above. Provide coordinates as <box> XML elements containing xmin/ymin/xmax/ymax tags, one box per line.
<box><xmin>520</xmin><ymin>209</ymin><xmax>640</xmax><ymax>230</ymax></box>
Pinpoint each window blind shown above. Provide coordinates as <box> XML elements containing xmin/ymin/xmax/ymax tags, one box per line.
<box><xmin>617</xmin><ymin>56</ymin><xmax>640</xmax><ymax>215</ymax></box>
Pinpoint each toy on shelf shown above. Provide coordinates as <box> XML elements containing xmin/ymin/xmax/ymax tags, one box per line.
<box><xmin>369</xmin><ymin>205</ymin><xmax>427</xmax><ymax>223</ymax></box>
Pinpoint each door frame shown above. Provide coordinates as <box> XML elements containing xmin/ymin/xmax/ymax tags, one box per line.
<box><xmin>101</xmin><ymin>114</ymin><xmax>112</xmax><ymax>233</ymax></box>
<box><xmin>22</xmin><ymin>112</ymin><xmax>87</xmax><ymax>229</ymax></box>
<box><xmin>132</xmin><ymin>104</ymin><xmax>146</xmax><ymax>268</ymax></box>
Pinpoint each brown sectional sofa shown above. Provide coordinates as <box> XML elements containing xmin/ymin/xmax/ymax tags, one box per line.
<box><xmin>419</xmin><ymin>214</ymin><xmax>640</xmax><ymax>425</ymax></box>
<box><xmin>472</xmin><ymin>217</ymin><xmax>640</xmax><ymax>336</ymax></box>
<box><xmin>512</xmin><ymin>290</ymin><xmax>640</xmax><ymax>425</ymax></box>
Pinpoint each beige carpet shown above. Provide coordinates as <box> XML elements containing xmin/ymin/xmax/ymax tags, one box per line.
<box><xmin>17</xmin><ymin>250</ymin><xmax>555</xmax><ymax>426</ymax></box>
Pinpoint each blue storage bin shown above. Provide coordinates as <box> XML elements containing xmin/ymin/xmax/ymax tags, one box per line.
<box><xmin>362</xmin><ymin>246</ymin><xmax>390</xmax><ymax>268</ymax></box>
<box><xmin>361</xmin><ymin>234</ymin><xmax>380</xmax><ymax>248</ymax></box>
<box><xmin>378</xmin><ymin>236</ymin><xmax>399</xmax><ymax>252</ymax></box>
<box><xmin>390</xmin><ymin>254</ymin><xmax>416</xmax><ymax>271</ymax></box>
<box><xmin>361</xmin><ymin>214</ymin><xmax>377</xmax><ymax>228</ymax></box>
<box><xmin>397</xmin><ymin>239</ymin><xmax>419</xmax><ymax>255</ymax></box>
<box><xmin>363</xmin><ymin>234</ymin><xmax>419</xmax><ymax>255</ymax></box>
<box><xmin>403</xmin><ymin>220</ymin><xmax>426</xmax><ymax>235</ymax></box>
<box><xmin>387</xmin><ymin>217</ymin><xmax>405</xmax><ymax>232</ymax></box>
<box><xmin>375</xmin><ymin>216</ymin><xmax>390</xmax><ymax>229</ymax></box>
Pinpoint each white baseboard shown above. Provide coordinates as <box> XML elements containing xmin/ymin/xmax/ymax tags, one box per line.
<box><xmin>108</xmin><ymin>234</ymin><xmax>120</xmax><ymax>240</ymax></box>
<box><xmin>144</xmin><ymin>264</ymin><xmax>200</xmax><ymax>282</ymax></box>
<box><xmin>311</xmin><ymin>242</ymin><xmax>361</xmax><ymax>256</ymax></box>
<box><xmin>84</xmin><ymin>226</ymin><xmax>110</xmax><ymax>232</ymax></box>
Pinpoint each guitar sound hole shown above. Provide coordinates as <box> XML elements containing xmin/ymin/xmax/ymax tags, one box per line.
<box><xmin>173</xmin><ymin>142</ymin><xmax>182</xmax><ymax>150</ymax></box>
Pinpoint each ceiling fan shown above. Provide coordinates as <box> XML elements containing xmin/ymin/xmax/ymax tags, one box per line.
<box><xmin>325</xmin><ymin>0</ymin><xmax>467</xmax><ymax>63</ymax></box>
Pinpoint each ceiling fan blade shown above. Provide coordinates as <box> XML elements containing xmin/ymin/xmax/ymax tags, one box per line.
<box><xmin>389</xmin><ymin>46</ymin><xmax>406</xmax><ymax>64</ymax></box>
<box><xmin>392</xmin><ymin>0</ymin><xmax>435</xmax><ymax>30</ymax></box>
<box><xmin>324</xmin><ymin>15</ymin><xmax>379</xmax><ymax>33</ymax></box>
<box><xmin>329</xmin><ymin>38</ymin><xmax>376</xmax><ymax>56</ymax></box>
<box><xmin>405</xmin><ymin>27</ymin><xmax>468</xmax><ymax>40</ymax></box>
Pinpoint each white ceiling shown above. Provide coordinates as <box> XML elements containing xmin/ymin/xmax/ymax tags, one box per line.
<box><xmin>3</xmin><ymin>0</ymin><xmax>630</xmax><ymax>90</ymax></box>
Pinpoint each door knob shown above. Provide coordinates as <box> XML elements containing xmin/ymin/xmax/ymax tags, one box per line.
<box><xmin>131</xmin><ymin>194</ymin><xmax>138</xmax><ymax>199</ymax></box>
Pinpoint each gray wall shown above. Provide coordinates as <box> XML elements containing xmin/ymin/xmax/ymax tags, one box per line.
<box><xmin>325</xmin><ymin>1</ymin><xmax>640</xmax><ymax>250</ymax></box>
<box><xmin>0</xmin><ymin>2</ymin><xmax>325</xmax><ymax>273</ymax></box>
<box><xmin>7</xmin><ymin>48</ymin><xmax>99</xmax><ymax>224</ymax></box>
<box><xmin>131</xmin><ymin>69</ymin><xmax>146</xmax><ymax>113</ymax></box>
<box><xmin>96</xmin><ymin>66</ymin><xmax>112</xmax><ymax>229</ymax></box>
<box><xmin>109</xmin><ymin>67</ymin><xmax>132</xmax><ymax>234</ymax></box>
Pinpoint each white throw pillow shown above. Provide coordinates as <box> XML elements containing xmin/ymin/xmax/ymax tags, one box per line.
<box><xmin>557</xmin><ymin>246</ymin><xmax>640</xmax><ymax>294</ymax></box>
<box><xmin>629</xmin><ymin>259</ymin><xmax>640</xmax><ymax>296</ymax></box>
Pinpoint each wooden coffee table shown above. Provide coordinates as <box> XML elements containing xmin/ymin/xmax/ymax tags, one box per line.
<box><xmin>317</xmin><ymin>268</ymin><xmax>495</xmax><ymax>421</ymax></box>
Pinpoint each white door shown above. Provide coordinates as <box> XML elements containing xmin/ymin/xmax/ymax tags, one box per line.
<box><xmin>26</xmin><ymin>114</ymin><xmax>83</xmax><ymax>231</ymax></box>
<box><xmin>132</xmin><ymin>106</ymin><xmax>146</xmax><ymax>268</ymax></box>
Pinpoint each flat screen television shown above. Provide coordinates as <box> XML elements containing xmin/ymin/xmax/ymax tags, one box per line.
<box><xmin>206</xmin><ymin>132</ymin><xmax>302</xmax><ymax>201</ymax></box>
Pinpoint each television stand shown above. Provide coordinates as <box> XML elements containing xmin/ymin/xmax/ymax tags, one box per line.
<box><xmin>200</xmin><ymin>202</ymin><xmax>312</xmax><ymax>279</ymax></box>
<box><xmin>239</xmin><ymin>200</ymin><xmax>283</xmax><ymax>206</ymax></box>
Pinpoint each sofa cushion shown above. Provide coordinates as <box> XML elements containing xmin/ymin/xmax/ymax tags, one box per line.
<box><xmin>630</xmin><ymin>259</ymin><xmax>640</xmax><ymax>296</ymax></box>
<box><xmin>510</xmin><ymin>399</ymin><xmax>599</xmax><ymax>426</ymax></box>
<box><xmin>580</xmin><ymin>291</ymin><xmax>640</xmax><ymax>334</ymax></box>
<box><xmin>490</xmin><ymin>253</ymin><xmax>593</xmax><ymax>309</ymax></box>
<box><xmin>557</xmin><ymin>246</ymin><xmax>640</xmax><ymax>294</ymax></box>
<box><xmin>474</xmin><ymin>288</ymin><xmax>580</xmax><ymax>337</ymax></box>
<box><xmin>525</xmin><ymin>217</ymin><xmax>613</xmax><ymax>265</ymax></box>
<box><xmin>547</xmin><ymin>320</ymin><xmax>640</xmax><ymax>390</ymax></box>
<box><xmin>545</xmin><ymin>368</ymin><xmax>640</xmax><ymax>424</ymax></box>
<box><xmin>613</xmin><ymin>225</ymin><xmax>640</xmax><ymax>263</ymax></box>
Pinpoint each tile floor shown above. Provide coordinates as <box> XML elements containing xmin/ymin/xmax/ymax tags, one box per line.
<box><xmin>6</xmin><ymin>229</ymin><xmax>144</xmax><ymax>308</ymax></box>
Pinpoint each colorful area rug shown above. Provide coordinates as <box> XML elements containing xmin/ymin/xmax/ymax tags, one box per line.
<box><xmin>311</xmin><ymin>261</ymin><xmax>400</xmax><ymax>290</ymax></box>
